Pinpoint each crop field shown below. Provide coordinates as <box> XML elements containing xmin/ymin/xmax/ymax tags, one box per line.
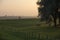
<box><xmin>0</xmin><ymin>19</ymin><xmax>60</xmax><ymax>40</ymax></box>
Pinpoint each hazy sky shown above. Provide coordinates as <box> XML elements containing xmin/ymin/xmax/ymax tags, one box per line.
<box><xmin>0</xmin><ymin>0</ymin><xmax>38</xmax><ymax>16</ymax></box>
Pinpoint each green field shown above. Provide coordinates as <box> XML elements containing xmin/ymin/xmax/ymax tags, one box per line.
<box><xmin>0</xmin><ymin>19</ymin><xmax>60</xmax><ymax>40</ymax></box>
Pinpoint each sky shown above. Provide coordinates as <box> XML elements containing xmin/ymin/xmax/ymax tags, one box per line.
<box><xmin>0</xmin><ymin>0</ymin><xmax>38</xmax><ymax>16</ymax></box>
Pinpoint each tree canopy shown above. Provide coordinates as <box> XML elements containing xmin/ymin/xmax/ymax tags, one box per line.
<box><xmin>37</xmin><ymin>0</ymin><xmax>60</xmax><ymax>27</ymax></box>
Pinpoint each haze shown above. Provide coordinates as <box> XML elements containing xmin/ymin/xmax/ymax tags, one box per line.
<box><xmin>0</xmin><ymin>0</ymin><xmax>38</xmax><ymax>17</ymax></box>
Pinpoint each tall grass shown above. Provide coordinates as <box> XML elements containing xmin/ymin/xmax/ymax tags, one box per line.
<box><xmin>0</xmin><ymin>19</ymin><xmax>60</xmax><ymax>40</ymax></box>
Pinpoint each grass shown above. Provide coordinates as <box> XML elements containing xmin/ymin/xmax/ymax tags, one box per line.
<box><xmin>0</xmin><ymin>19</ymin><xmax>60</xmax><ymax>40</ymax></box>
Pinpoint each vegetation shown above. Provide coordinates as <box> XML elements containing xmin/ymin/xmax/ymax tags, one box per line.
<box><xmin>0</xmin><ymin>19</ymin><xmax>60</xmax><ymax>40</ymax></box>
<box><xmin>37</xmin><ymin>0</ymin><xmax>60</xmax><ymax>27</ymax></box>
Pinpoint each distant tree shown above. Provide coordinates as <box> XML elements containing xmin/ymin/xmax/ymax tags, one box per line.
<box><xmin>18</xmin><ymin>16</ymin><xmax>21</xmax><ymax>19</ymax></box>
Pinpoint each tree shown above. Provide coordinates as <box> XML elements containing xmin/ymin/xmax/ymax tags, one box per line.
<box><xmin>36</xmin><ymin>0</ymin><xmax>60</xmax><ymax>27</ymax></box>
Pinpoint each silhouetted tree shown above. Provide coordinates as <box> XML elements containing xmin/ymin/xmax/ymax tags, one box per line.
<box><xmin>37</xmin><ymin>0</ymin><xmax>60</xmax><ymax>27</ymax></box>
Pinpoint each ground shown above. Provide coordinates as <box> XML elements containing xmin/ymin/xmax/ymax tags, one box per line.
<box><xmin>0</xmin><ymin>19</ymin><xmax>60</xmax><ymax>40</ymax></box>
